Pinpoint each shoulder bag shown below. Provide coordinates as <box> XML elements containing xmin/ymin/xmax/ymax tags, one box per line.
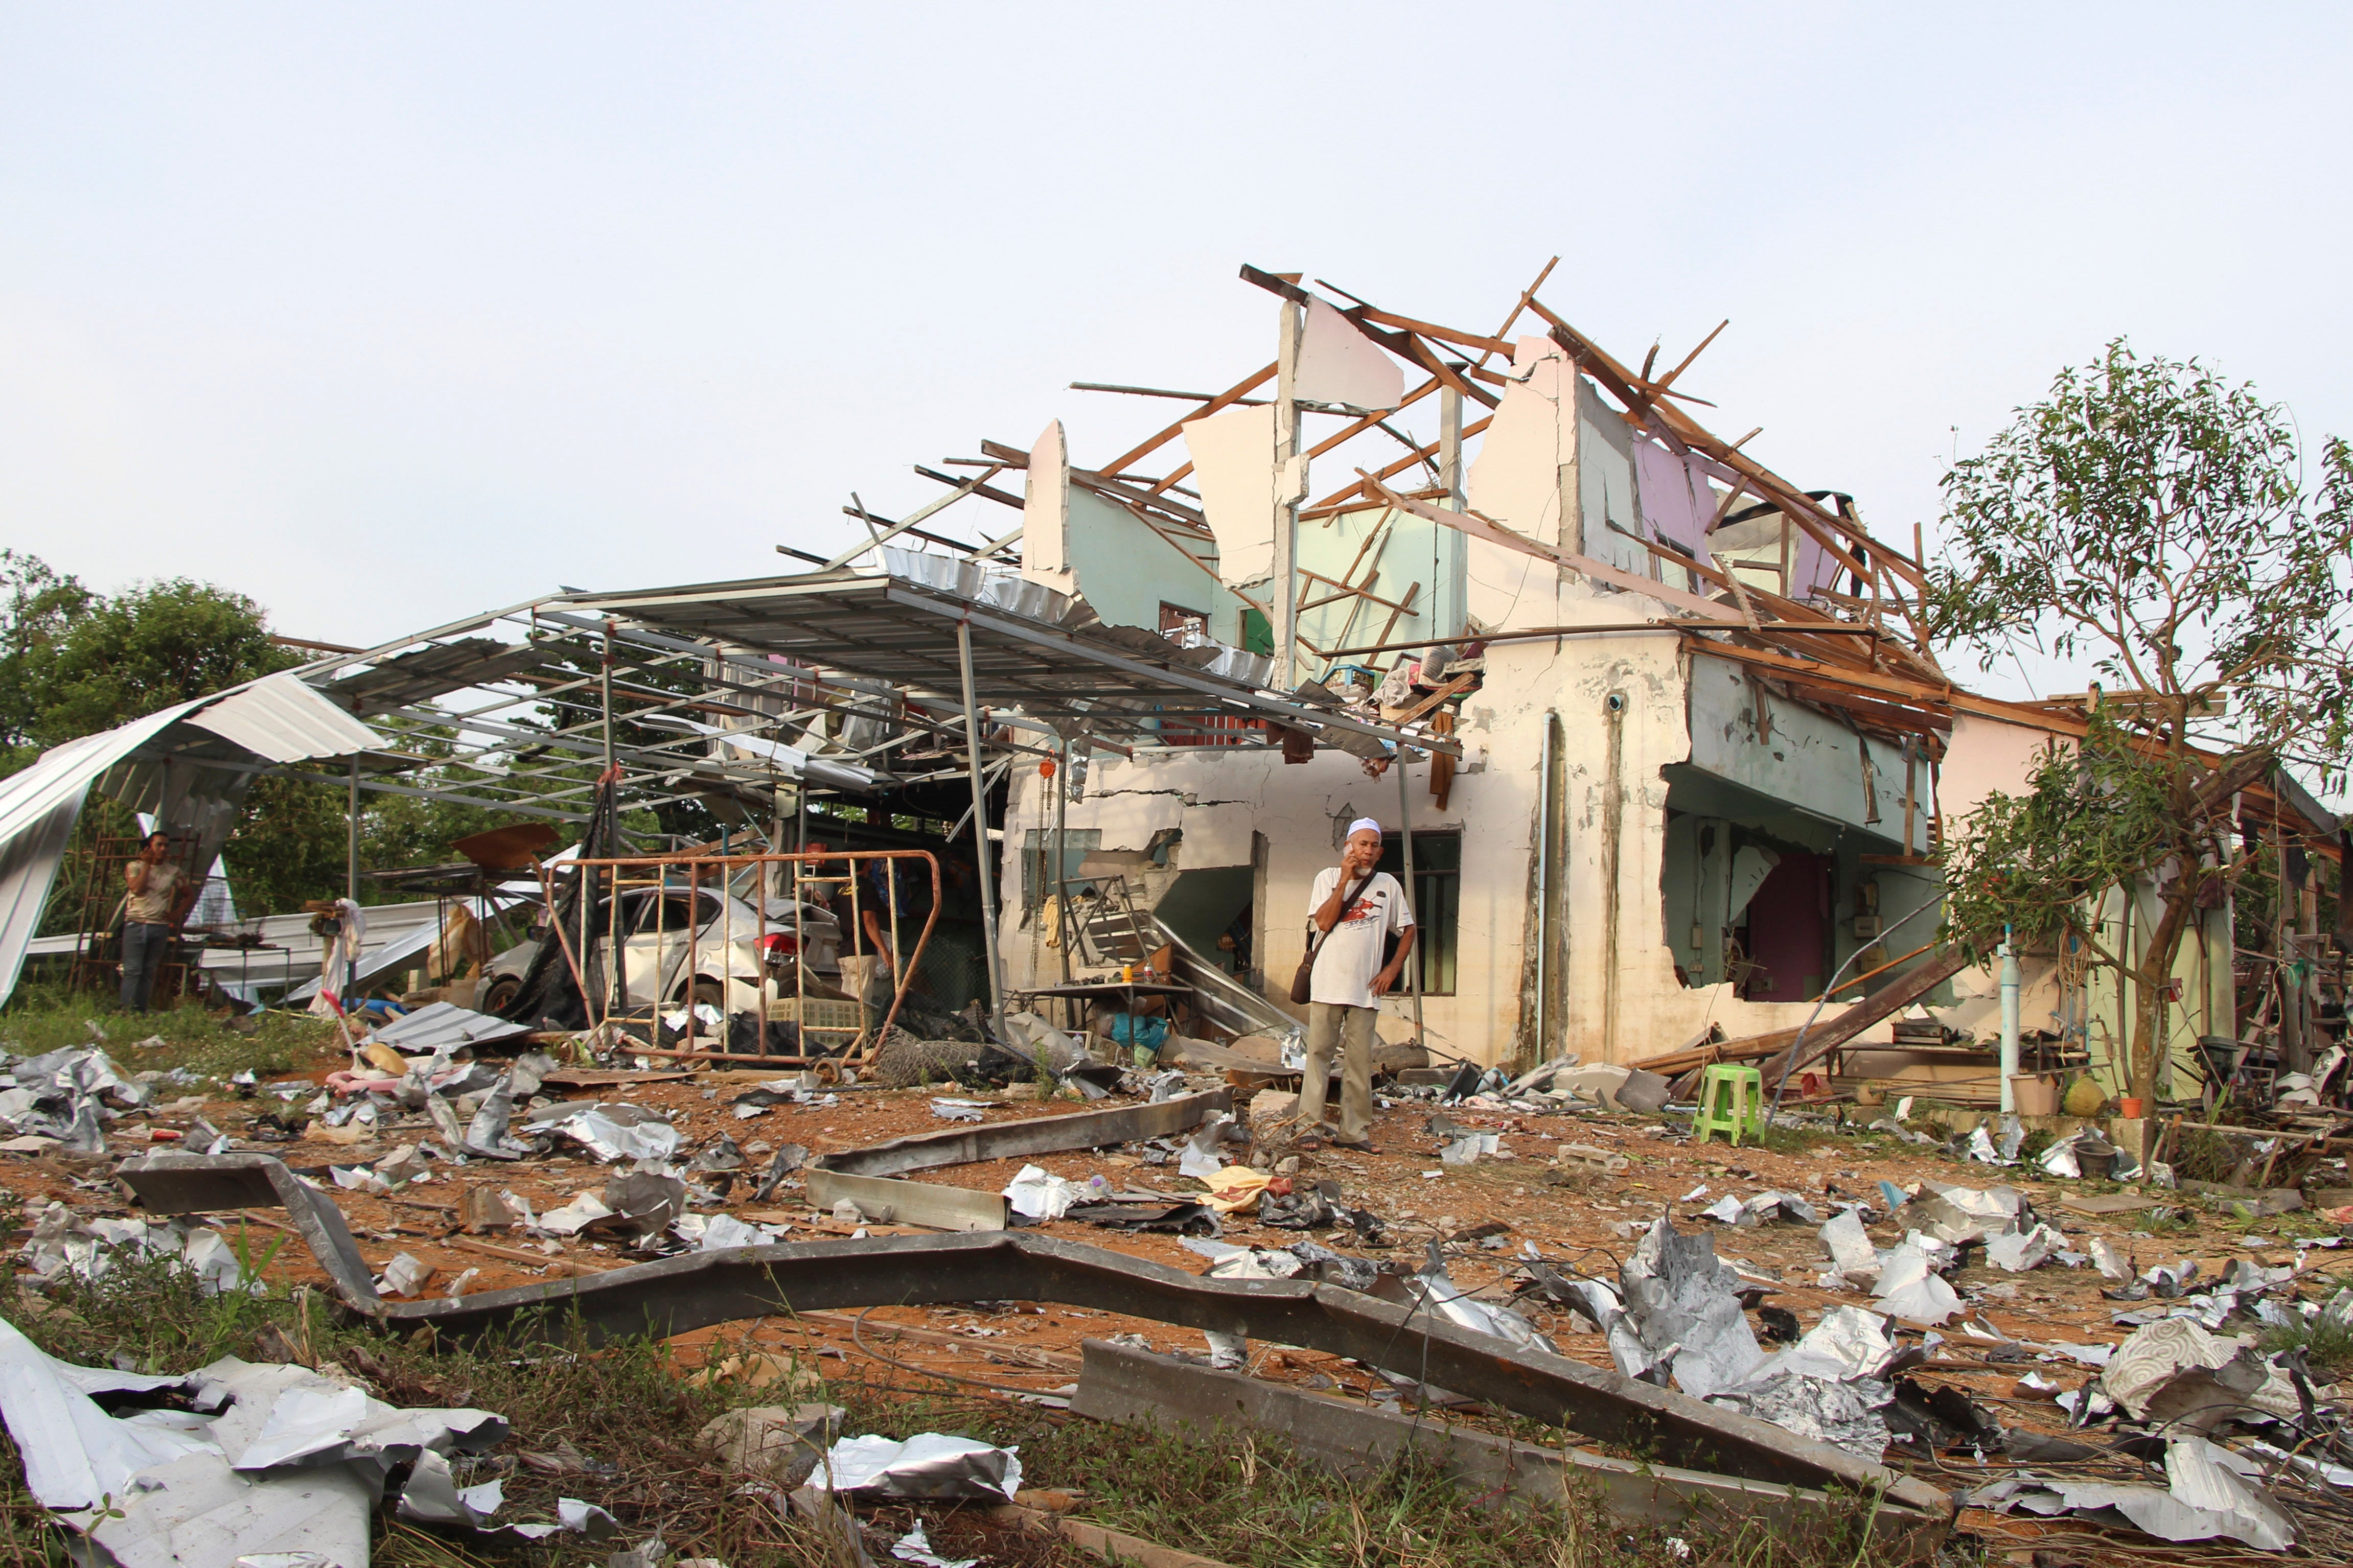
<box><xmin>1290</xmin><ymin>868</ymin><xmax>1378</xmax><ymax>1005</ymax></box>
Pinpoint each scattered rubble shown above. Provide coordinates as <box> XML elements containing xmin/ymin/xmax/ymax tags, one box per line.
<box><xmin>0</xmin><ymin>1313</ymin><xmax>623</xmax><ymax>1564</ymax></box>
<box><xmin>4</xmin><ymin>992</ymin><xmax>2346</xmax><ymax>1564</ymax></box>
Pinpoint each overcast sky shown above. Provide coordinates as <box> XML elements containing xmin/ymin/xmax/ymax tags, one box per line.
<box><xmin>5</xmin><ymin>4</ymin><xmax>2348</xmax><ymax>718</ymax></box>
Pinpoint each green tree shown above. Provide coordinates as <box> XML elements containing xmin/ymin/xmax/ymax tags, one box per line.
<box><xmin>7</xmin><ymin>556</ymin><xmax>582</xmax><ymax>924</ymax></box>
<box><xmin>1928</xmin><ymin>341</ymin><xmax>2353</xmax><ymax>1107</ymax></box>
<box><xmin>24</xmin><ymin>576</ymin><xmax>298</xmax><ymax>747</ymax></box>
<box><xmin>0</xmin><ymin>549</ymin><xmax>97</xmax><ymax>774</ymax></box>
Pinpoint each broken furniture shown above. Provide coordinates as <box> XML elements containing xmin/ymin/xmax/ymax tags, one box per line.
<box><xmin>1021</xmin><ymin>977</ymin><xmax>1195</xmax><ymax>1044</ymax></box>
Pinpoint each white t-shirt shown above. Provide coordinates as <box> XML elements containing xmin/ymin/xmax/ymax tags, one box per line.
<box><xmin>1305</xmin><ymin>867</ymin><xmax>1413</xmax><ymax>1009</ymax></box>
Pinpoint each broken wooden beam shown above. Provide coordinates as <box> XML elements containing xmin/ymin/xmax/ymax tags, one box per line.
<box><xmin>990</xmin><ymin>1502</ymin><xmax>1235</xmax><ymax>1568</ymax></box>
<box><xmin>1632</xmin><ymin>948</ymin><xmax>1967</xmax><ymax>1081</ymax></box>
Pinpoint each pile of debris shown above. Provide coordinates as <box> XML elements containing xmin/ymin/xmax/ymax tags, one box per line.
<box><xmin>0</xmin><ymin>1314</ymin><xmax>620</xmax><ymax>1565</ymax></box>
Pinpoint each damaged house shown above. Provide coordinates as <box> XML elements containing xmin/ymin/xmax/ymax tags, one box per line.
<box><xmin>990</xmin><ymin>270</ymin><xmax>1953</xmax><ymax>1070</ymax></box>
<box><xmin>3</xmin><ymin>264</ymin><xmax>2327</xmax><ymax>1095</ymax></box>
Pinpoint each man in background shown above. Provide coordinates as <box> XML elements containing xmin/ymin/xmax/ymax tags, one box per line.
<box><xmin>819</xmin><ymin>848</ymin><xmax>923</xmax><ymax>1038</ymax></box>
<box><xmin>1302</xmin><ymin>817</ymin><xmax>1414</xmax><ymax>1151</ymax></box>
<box><xmin>120</xmin><ymin>830</ymin><xmax>193</xmax><ymax>1012</ymax></box>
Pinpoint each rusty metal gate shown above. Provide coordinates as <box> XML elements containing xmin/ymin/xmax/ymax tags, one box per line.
<box><xmin>534</xmin><ymin>848</ymin><xmax>940</xmax><ymax>1065</ymax></box>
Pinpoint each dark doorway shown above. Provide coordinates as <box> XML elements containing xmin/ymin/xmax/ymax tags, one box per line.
<box><xmin>1738</xmin><ymin>849</ymin><xmax>1829</xmax><ymax>1002</ymax></box>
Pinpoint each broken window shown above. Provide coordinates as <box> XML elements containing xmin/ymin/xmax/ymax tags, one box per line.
<box><xmin>1158</xmin><ymin>602</ymin><xmax>1208</xmax><ymax>646</ymax></box>
<box><xmin>1374</xmin><ymin>830</ymin><xmax>1459</xmax><ymax>996</ymax></box>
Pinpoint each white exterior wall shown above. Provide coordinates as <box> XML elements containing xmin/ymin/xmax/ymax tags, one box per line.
<box><xmin>1000</xmin><ymin>631</ymin><xmax>1878</xmax><ymax>1068</ymax></box>
<box><xmin>1936</xmin><ymin>712</ymin><xmax>2236</xmax><ymax>1087</ymax></box>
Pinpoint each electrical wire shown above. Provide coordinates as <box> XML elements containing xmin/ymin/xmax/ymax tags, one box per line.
<box><xmin>845</xmin><ymin>1303</ymin><xmax>1069</xmax><ymax>1400</ymax></box>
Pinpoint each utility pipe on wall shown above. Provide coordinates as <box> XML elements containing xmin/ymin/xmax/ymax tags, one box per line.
<box><xmin>958</xmin><ymin>619</ymin><xmax>1007</xmax><ymax>1028</ymax></box>
<box><xmin>1998</xmin><ymin>924</ymin><xmax>2022</xmax><ymax>1114</ymax></box>
<box><xmin>1396</xmin><ymin>745</ymin><xmax>1423</xmax><ymax>1048</ymax></box>
<box><xmin>1531</xmin><ymin>719</ymin><xmax>1552</xmax><ymax>1056</ymax></box>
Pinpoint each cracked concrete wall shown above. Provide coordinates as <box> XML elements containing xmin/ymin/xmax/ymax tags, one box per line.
<box><xmin>1000</xmin><ymin>633</ymin><xmax>1885</xmax><ymax>1068</ymax></box>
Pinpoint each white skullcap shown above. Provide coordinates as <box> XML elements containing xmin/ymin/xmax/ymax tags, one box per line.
<box><xmin>1346</xmin><ymin>817</ymin><xmax>1383</xmax><ymax>837</ymax></box>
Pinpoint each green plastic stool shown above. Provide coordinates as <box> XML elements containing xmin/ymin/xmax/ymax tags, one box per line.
<box><xmin>1693</xmin><ymin>1063</ymin><xmax>1766</xmax><ymax>1146</ymax></box>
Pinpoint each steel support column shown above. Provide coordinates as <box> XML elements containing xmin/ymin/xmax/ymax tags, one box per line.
<box><xmin>958</xmin><ymin>618</ymin><xmax>1007</xmax><ymax>1026</ymax></box>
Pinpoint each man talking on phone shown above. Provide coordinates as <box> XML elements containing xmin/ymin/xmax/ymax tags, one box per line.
<box><xmin>1301</xmin><ymin>817</ymin><xmax>1414</xmax><ymax>1151</ymax></box>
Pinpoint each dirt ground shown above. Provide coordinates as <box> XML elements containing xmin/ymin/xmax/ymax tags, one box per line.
<box><xmin>10</xmin><ymin>1029</ymin><xmax>2353</xmax><ymax>1563</ymax></box>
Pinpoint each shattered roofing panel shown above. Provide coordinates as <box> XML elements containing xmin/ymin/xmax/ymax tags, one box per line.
<box><xmin>324</xmin><ymin>638</ymin><xmax>559</xmax><ymax>715</ymax></box>
<box><xmin>364</xmin><ymin>1000</ymin><xmax>534</xmax><ymax>1055</ymax></box>
<box><xmin>567</xmin><ymin>556</ymin><xmax>1456</xmax><ymax>757</ymax></box>
<box><xmin>183</xmin><ymin>671</ymin><xmax>382</xmax><ymax>763</ymax></box>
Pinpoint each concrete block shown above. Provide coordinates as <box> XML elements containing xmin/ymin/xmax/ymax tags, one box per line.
<box><xmin>698</xmin><ymin>1401</ymin><xmax>845</xmax><ymax>1487</ymax></box>
<box><xmin>1247</xmin><ymin>1089</ymin><xmax>1301</xmax><ymax>1130</ymax></box>
<box><xmin>1615</xmin><ymin>1069</ymin><xmax>1673</xmax><ymax>1114</ymax></box>
<box><xmin>1554</xmin><ymin>1064</ymin><xmax>1632</xmax><ymax>1107</ymax></box>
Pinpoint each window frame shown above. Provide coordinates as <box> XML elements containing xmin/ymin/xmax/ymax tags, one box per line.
<box><xmin>1374</xmin><ymin>830</ymin><xmax>1460</xmax><ymax>997</ymax></box>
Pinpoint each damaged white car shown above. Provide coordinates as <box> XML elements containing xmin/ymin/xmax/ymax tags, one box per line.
<box><xmin>480</xmin><ymin>885</ymin><xmax>842</xmax><ymax>1017</ymax></box>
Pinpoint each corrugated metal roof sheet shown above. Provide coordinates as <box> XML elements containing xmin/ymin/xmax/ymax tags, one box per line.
<box><xmin>0</xmin><ymin>704</ymin><xmax>206</xmax><ymax>1003</ymax></box>
<box><xmin>364</xmin><ymin>1000</ymin><xmax>531</xmax><ymax>1055</ymax></box>
<box><xmin>188</xmin><ymin>672</ymin><xmax>380</xmax><ymax>763</ymax></box>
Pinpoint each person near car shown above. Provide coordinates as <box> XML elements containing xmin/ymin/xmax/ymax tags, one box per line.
<box><xmin>820</xmin><ymin>851</ymin><xmax>913</xmax><ymax>1033</ymax></box>
<box><xmin>851</xmin><ymin>860</ymin><xmax>932</xmax><ymax>1029</ymax></box>
<box><xmin>120</xmin><ymin>830</ymin><xmax>193</xmax><ymax>1012</ymax></box>
<box><xmin>1301</xmin><ymin>817</ymin><xmax>1415</xmax><ymax>1151</ymax></box>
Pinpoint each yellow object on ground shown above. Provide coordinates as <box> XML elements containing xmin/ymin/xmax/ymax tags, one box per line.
<box><xmin>1199</xmin><ymin>1166</ymin><xmax>1273</xmax><ymax>1213</ymax></box>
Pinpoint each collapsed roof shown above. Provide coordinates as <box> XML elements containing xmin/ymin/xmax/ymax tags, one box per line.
<box><xmin>4</xmin><ymin>263</ymin><xmax>2338</xmax><ymax>1003</ymax></box>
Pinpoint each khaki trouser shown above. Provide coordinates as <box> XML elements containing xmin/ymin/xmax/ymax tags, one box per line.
<box><xmin>1302</xmin><ymin>1001</ymin><xmax>1378</xmax><ymax>1143</ymax></box>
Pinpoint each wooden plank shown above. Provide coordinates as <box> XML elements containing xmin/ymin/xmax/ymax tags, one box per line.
<box><xmin>1385</xmin><ymin>671</ymin><xmax>1476</xmax><ymax>729</ymax></box>
<box><xmin>1521</xmin><ymin>295</ymin><xmax>1929</xmax><ymax>595</ymax></box>
<box><xmin>1630</xmin><ymin>949</ymin><xmax>1965</xmax><ymax>1076</ymax></box>
<box><xmin>1297</xmin><ymin>569</ymin><xmax>1416</xmax><ymax>616</ymax></box>
<box><xmin>1680</xmin><ymin>637</ymin><xmax>1955</xmax><ymax>709</ymax></box>
<box><xmin>1101</xmin><ymin>361</ymin><xmax>1280</xmax><ymax>480</ymax></box>
<box><xmin>803</xmin><ymin>1168</ymin><xmax>1008</xmax><ymax>1232</ymax></box>
<box><xmin>1650</xmin><ymin>319</ymin><xmax>1728</xmax><ymax>394</ymax></box>
<box><xmin>991</xmin><ymin>1503</ymin><xmax>1238</xmax><ymax>1568</ymax></box>
<box><xmin>1304</xmin><ymin>413</ymin><xmax>1491</xmax><ymax>513</ymax></box>
<box><xmin>1343</xmin><ymin>305</ymin><xmax>1513</xmax><ymax>358</ymax></box>
<box><xmin>1429</xmin><ymin>711</ymin><xmax>1458</xmax><ymax>811</ymax></box>
<box><xmin>1362</xmin><ymin>581</ymin><xmax>1421</xmax><ymax>663</ymax></box>
<box><xmin>1765</xmin><ymin>949</ymin><xmax>1971</xmax><ymax>1088</ymax></box>
<box><xmin>1368</xmin><ymin>479</ymin><xmax>1743</xmax><ymax>624</ymax></box>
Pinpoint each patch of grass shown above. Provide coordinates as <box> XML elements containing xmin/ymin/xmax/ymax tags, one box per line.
<box><xmin>2256</xmin><ymin>1209</ymin><xmax>2339</xmax><ymax>1242</ymax></box>
<box><xmin>2138</xmin><ymin>1207</ymin><xmax>2196</xmax><ymax>1236</ymax></box>
<box><xmin>2257</xmin><ymin>1314</ymin><xmax>2353</xmax><ymax>1377</ymax></box>
<box><xmin>0</xmin><ymin>982</ymin><xmax>340</xmax><ymax>1082</ymax></box>
<box><xmin>2170</xmin><ymin>1127</ymin><xmax>2252</xmax><ymax>1186</ymax></box>
<box><xmin>1751</xmin><ymin>1121</ymin><xmax>1833</xmax><ymax>1156</ymax></box>
<box><xmin>878</xmin><ymin>1386</ymin><xmax>1907</xmax><ymax>1568</ymax></box>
